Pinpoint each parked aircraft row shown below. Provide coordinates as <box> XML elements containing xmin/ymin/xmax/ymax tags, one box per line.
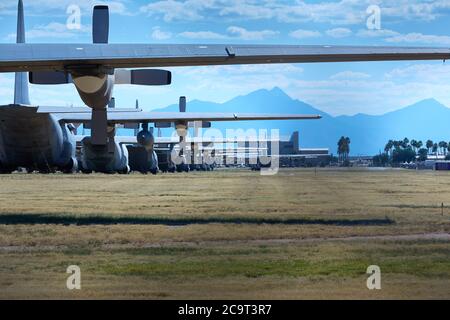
<box><xmin>1</xmin><ymin>1</ymin><xmax>449</xmax><ymax>174</ymax></box>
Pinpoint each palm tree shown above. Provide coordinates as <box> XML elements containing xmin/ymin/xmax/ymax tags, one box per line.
<box><xmin>417</xmin><ymin>140</ymin><xmax>423</xmax><ymax>150</ymax></box>
<box><xmin>410</xmin><ymin>139</ymin><xmax>417</xmax><ymax>152</ymax></box>
<box><xmin>444</xmin><ymin>142</ymin><xmax>449</xmax><ymax>155</ymax></box>
<box><xmin>337</xmin><ymin>136</ymin><xmax>351</xmax><ymax>164</ymax></box>
<box><xmin>433</xmin><ymin>143</ymin><xmax>438</xmax><ymax>155</ymax></box>
<box><xmin>426</xmin><ymin>140</ymin><xmax>434</xmax><ymax>154</ymax></box>
<box><xmin>403</xmin><ymin>137</ymin><xmax>409</xmax><ymax>148</ymax></box>
<box><xmin>384</xmin><ymin>140</ymin><xmax>393</xmax><ymax>156</ymax></box>
<box><xmin>337</xmin><ymin>137</ymin><xmax>344</xmax><ymax>163</ymax></box>
<box><xmin>344</xmin><ymin>137</ymin><xmax>351</xmax><ymax>160</ymax></box>
<box><xmin>438</xmin><ymin>141</ymin><xmax>446</xmax><ymax>155</ymax></box>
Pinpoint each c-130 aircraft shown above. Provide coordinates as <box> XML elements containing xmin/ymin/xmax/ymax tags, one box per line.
<box><xmin>0</xmin><ymin>1</ymin><xmax>322</xmax><ymax>174</ymax></box>
<box><xmin>1</xmin><ymin>0</ymin><xmax>449</xmax><ymax>174</ymax></box>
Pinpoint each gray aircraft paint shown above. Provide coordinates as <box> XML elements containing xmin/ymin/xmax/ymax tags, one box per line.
<box><xmin>0</xmin><ymin>0</ymin><xmax>75</xmax><ymax>173</ymax></box>
<box><xmin>13</xmin><ymin>0</ymin><xmax>29</xmax><ymax>105</ymax></box>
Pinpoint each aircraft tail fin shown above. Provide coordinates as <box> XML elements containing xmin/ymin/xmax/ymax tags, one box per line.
<box><xmin>14</xmin><ymin>0</ymin><xmax>30</xmax><ymax>105</ymax></box>
<box><xmin>290</xmin><ymin>131</ymin><xmax>299</xmax><ymax>153</ymax></box>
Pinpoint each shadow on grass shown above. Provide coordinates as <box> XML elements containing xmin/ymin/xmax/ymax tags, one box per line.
<box><xmin>0</xmin><ymin>213</ymin><xmax>395</xmax><ymax>226</ymax></box>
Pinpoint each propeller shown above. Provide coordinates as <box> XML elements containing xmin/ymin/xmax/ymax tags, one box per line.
<box><xmin>93</xmin><ymin>5</ymin><xmax>109</xmax><ymax>44</ymax></box>
<box><xmin>115</xmin><ymin>69</ymin><xmax>171</xmax><ymax>86</ymax></box>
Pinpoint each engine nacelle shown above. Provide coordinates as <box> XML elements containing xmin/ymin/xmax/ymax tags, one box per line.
<box><xmin>80</xmin><ymin>137</ymin><xmax>129</xmax><ymax>173</ymax></box>
<box><xmin>137</xmin><ymin>129</ymin><xmax>154</xmax><ymax>150</ymax></box>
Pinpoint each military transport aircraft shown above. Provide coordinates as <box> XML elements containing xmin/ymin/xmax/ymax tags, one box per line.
<box><xmin>0</xmin><ymin>1</ymin><xmax>321</xmax><ymax>174</ymax></box>
<box><xmin>1</xmin><ymin>0</ymin><xmax>450</xmax><ymax>173</ymax></box>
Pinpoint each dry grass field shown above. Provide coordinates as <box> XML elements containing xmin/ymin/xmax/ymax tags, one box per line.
<box><xmin>0</xmin><ymin>168</ymin><xmax>449</xmax><ymax>299</ymax></box>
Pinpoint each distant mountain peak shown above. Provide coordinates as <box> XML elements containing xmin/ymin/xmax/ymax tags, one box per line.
<box><xmin>385</xmin><ymin>98</ymin><xmax>449</xmax><ymax>117</ymax></box>
<box><xmin>269</xmin><ymin>86</ymin><xmax>287</xmax><ymax>95</ymax></box>
<box><xmin>413</xmin><ymin>98</ymin><xmax>447</xmax><ymax>108</ymax></box>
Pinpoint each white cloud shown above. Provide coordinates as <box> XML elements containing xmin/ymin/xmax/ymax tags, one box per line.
<box><xmin>5</xmin><ymin>22</ymin><xmax>90</xmax><ymax>40</ymax></box>
<box><xmin>178</xmin><ymin>30</ymin><xmax>228</xmax><ymax>40</ymax></box>
<box><xmin>356</xmin><ymin>29</ymin><xmax>400</xmax><ymax>38</ymax></box>
<box><xmin>1</xmin><ymin>0</ymin><xmax>130</xmax><ymax>16</ymax></box>
<box><xmin>385</xmin><ymin>32</ymin><xmax>450</xmax><ymax>46</ymax></box>
<box><xmin>140</xmin><ymin>0</ymin><xmax>216</xmax><ymax>22</ymax></box>
<box><xmin>151</xmin><ymin>26</ymin><xmax>172</xmax><ymax>40</ymax></box>
<box><xmin>226</xmin><ymin>26</ymin><xmax>278</xmax><ymax>40</ymax></box>
<box><xmin>326</xmin><ymin>28</ymin><xmax>352</xmax><ymax>38</ymax></box>
<box><xmin>289</xmin><ymin>29</ymin><xmax>322</xmax><ymax>39</ymax></box>
<box><xmin>385</xmin><ymin>64</ymin><xmax>450</xmax><ymax>82</ymax></box>
<box><xmin>330</xmin><ymin>71</ymin><xmax>371</xmax><ymax>80</ymax></box>
<box><xmin>178</xmin><ymin>26</ymin><xmax>278</xmax><ymax>40</ymax></box>
<box><xmin>138</xmin><ymin>0</ymin><xmax>450</xmax><ymax>25</ymax></box>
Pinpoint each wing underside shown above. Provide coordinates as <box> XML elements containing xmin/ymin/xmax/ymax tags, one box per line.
<box><xmin>51</xmin><ymin>111</ymin><xmax>321</xmax><ymax>124</ymax></box>
<box><xmin>1</xmin><ymin>44</ymin><xmax>450</xmax><ymax>72</ymax></box>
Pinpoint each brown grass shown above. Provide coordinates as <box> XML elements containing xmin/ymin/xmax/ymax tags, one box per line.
<box><xmin>0</xmin><ymin>168</ymin><xmax>449</xmax><ymax>299</ymax></box>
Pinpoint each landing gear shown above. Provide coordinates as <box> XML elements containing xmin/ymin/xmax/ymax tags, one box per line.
<box><xmin>118</xmin><ymin>166</ymin><xmax>130</xmax><ymax>175</ymax></box>
<box><xmin>38</xmin><ymin>168</ymin><xmax>56</xmax><ymax>174</ymax></box>
<box><xmin>176</xmin><ymin>163</ymin><xmax>190</xmax><ymax>173</ymax></box>
<box><xmin>62</xmin><ymin>157</ymin><xmax>78</xmax><ymax>174</ymax></box>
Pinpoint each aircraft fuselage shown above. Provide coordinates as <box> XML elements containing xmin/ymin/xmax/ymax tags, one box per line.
<box><xmin>0</xmin><ymin>105</ymin><xmax>77</xmax><ymax>172</ymax></box>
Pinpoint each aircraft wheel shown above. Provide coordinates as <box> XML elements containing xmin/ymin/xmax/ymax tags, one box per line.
<box><xmin>118</xmin><ymin>166</ymin><xmax>130</xmax><ymax>174</ymax></box>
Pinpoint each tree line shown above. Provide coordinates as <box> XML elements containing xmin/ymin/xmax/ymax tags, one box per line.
<box><xmin>373</xmin><ymin>138</ymin><xmax>450</xmax><ymax>166</ymax></box>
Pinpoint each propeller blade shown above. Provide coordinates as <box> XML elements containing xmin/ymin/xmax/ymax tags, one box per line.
<box><xmin>188</xmin><ymin>121</ymin><xmax>211</xmax><ymax>128</ymax></box>
<box><xmin>155</xmin><ymin>122</ymin><xmax>172</xmax><ymax>128</ymax></box>
<box><xmin>93</xmin><ymin>5</ymin><xmax>109</xmax><ymax>44</ymax></box>
<box><xmin>115</xmin><ymin>69</ymin><xmax>171</xmax><ymax>86</ymax></box>
<box><xmin>29</xmin><ymin>71</ymin><xmax>71</xmax><ymax>85</ymax></box>
<box><xmin>179</xmin><ymin>96</ymin><xmax>186</xmax><ymax>113</ymax></box>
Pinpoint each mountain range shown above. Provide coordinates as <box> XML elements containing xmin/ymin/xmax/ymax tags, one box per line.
<box><xmin>153</xmin><ymin>87</ymin><xmax>450</xmax><ymax>156</ymax></box>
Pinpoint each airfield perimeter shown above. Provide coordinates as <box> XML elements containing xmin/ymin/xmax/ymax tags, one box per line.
<box><xmin>0</xmin><ymin>168</ymin><xmax>449</xmax><ymax>299</ymax></box>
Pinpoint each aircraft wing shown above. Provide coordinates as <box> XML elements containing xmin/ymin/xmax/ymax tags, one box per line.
<box><xmin>38</xmin><ymin>106</ymin><xmax>141</xmax><ymax>113</ymax></box>
<box><xmin>75</xmin><ymin>135</ymin><xmax>280</xmax><ymax>144</ymax></box>
<box><xmin>1</xmin><ymin>44</ymin><xmax>450</xmax><ymax>72</ymax></box>
<box><xmin>51</xmin><ymin>111</ymin><xmax>321</xmax><ymax>124</ymax></box>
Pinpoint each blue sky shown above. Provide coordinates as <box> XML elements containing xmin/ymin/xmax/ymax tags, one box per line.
<box><xmin>2</xmin><ymin>0</ymin><xmax>450</xmax><ymax>115</ymax></box>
